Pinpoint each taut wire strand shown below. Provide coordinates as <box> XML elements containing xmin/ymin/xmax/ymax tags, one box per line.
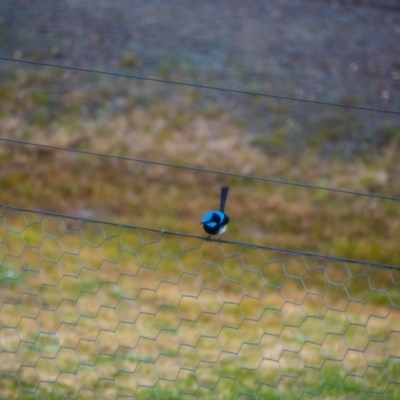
<box><xmin>1</xmin><ymin>56</ymin><xmax>400</xmax><ymax>115</ymax></box>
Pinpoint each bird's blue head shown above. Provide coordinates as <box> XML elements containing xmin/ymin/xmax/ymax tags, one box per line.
<box><xmin>201</xmin><ymin>211</ymin><xmax>229</xmax><ymax>235</ymax></box>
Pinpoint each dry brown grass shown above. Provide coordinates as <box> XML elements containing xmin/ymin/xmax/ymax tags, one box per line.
<box><xmin>1</xmin><ymin>70</ymin><xmax>400</xmax><ymax>398</ymax></box>
<box><xmin>1</xmin><ymin>71</ymin><xmax>400</xmax><ymax>266</ymax></box>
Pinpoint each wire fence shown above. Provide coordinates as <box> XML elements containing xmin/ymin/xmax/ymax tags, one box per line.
<box><xmin>1</xmin><ymin>205</ymin><xmax>399</xmax><ymax>399</ymax></box>
<box><xmin>2</xmin><ymin>136</ymin><xmax>400</xmax><ymax>205</ymax></box>
<box><xmin>1</xmin><ymin>4</ymin><xmax>400</xmax><ymax>398</ymax></box>
<box><xmin>1</xmin><ymin>56</ymin><xmax>400</xmax><ymax>116</ymax></box>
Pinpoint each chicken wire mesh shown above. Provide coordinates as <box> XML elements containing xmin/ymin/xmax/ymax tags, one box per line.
<box><xmin>0</xmin><ymin>206</ymin><xmax>400</xmax><ymax>399</ymax></box>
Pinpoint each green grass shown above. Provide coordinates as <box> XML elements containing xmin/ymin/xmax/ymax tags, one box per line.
<box><xmin>1</xmin><ymin>217</ymin><xmax>400</xmax><ymax>398</ymax></box>
<box><xmin>1</xmin><ymin>69</ymin><xmax>400</xmax><ymax>399</ymax></box>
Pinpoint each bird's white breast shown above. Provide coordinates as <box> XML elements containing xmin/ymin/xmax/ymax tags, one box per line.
<box><xmin>217</xmin><ymin>225</ymin><xmax>227</xmax><ymax>235</ymax></box>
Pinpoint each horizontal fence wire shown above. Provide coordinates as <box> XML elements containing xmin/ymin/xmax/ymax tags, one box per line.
<box><xmin>1</xmin><ymin>204</ymin><xmax>399</xmax><ymax>271</ymax></box>
<box><xmin>1</xmin><ymin>206</ymin><xmax>400</xmax><ymax>399</ymax></box>
<box><xmin>1</xmin><ymin>56</ymin><xmax>400</xmax><ymax>116</ymax></box>
<box><xmin>2</xmin><ymin>137</ymin><xmax>400</xmax><ymax>204</ymax></box>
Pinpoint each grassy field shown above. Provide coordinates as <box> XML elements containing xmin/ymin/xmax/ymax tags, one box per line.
<box><xmin>1</xmin><ymin>69</ymin><xmax>400</xmax><ymax>264</ymax></box>
<box><xmin>1</xmin><ymin>210</ymin><xmax>400</xmax><ymax>399</ymax></box>
<box><xmin>1</xmin><ymin>68</ymin><xmax>400</xmax><ymax>398</ymax></box>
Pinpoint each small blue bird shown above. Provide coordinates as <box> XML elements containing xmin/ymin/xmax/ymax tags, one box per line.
<box><xmin>201</xmin><ymin>186</ymin><xmax>230</xmax><ymax>236</ymax></box>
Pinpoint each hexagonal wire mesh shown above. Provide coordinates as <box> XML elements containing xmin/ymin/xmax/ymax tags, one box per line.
<box><xmin>0</xmin><ymin>206</ymin><xmax>400</xmax><ymax>399</ymax></box>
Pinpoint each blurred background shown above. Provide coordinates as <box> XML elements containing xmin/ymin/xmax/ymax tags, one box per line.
<box><xmin>2</xmin><ymin>2</ymin><xmax>400</xmax><ymax>399</ymax></box>
<box><xmin>1</xmin><ymin>0</ymin><xmax>400</xmax><ymax>264</ymax></box>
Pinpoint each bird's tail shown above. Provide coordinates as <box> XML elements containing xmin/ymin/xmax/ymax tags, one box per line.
<box><xmin>219</xmin><ymin>186</ymin><xmax>229</xmax><ymax>212</ymax></box>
